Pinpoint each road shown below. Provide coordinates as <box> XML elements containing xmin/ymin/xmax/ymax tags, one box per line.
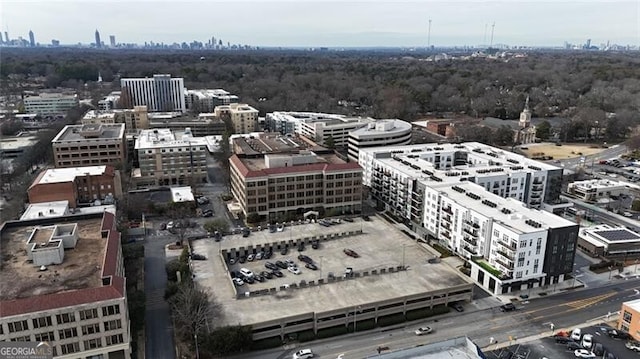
<box><xmin>561</xmin><ymin>195</ymin><xmax>640</xmax><ymax>232</ymax></box>
<box><xmin>553</xmin><ymin>144</ymin><xmax>627</xmax><ymax>170</ymax></box>
<box><xmin>229</xmin><ymin>278</ymin><xmax>640</xmax><ymax>359</ymax></box>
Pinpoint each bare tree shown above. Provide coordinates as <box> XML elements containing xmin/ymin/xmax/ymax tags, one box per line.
<box><xmin>170</xmin><ymin>282</ymin><xmax>220</xmax><ymax>356</ymax></box>
<box><xmin>166</xmin><ymin>202</ymin><xmax>194</xmax><ymax>245</ymax></box>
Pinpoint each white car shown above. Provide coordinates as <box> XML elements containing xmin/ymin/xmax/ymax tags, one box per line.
<box><xmin>292</xmin><ymin>348</ymin><xmax>314</xmax><ymax>359</ymax></box>
<box><xmin>232</xmin><ymin>277</ymin><xmax>244</xmax><ymax>286</ymax></box>
<box><xmin>255</xmin><ymin>252</ymin><xmax>263</xmax><ymax>260</ymax></box>
<box><xmin>414</xmin><ymin>327</ymin><xmax>433</xmax><ymax>335</ymax></box>
<box><xmin>574</xmin><ymin>349</ymin><xmax>596</xmax><ymax>358</ymax></box>
<box><xmin>571</xmin><ymin>328</ymin><xmax>582</xmax><ymax>341</ymax></box>
<box><xmin>288</xmin><ymin>266</ymin><xmax>301</xmax><ymax>275</ymax></box>
<box><xmin>247</xmin><ymin>253</ymin><xmax>255</xmax><ymax>261</ymax></box>
<box><xmin>626</xmin><ymin>341</ymin><xmax>640</xmax><ymax>351</ymax></box>
<box><xmin>581</xmin><ymin>334</ymin><xmax>593</xmax><ymax>349</ymax></box>
<box><xmin>166</xmin><ymin>221</ymin><xmax>174</xmax><ymax>229</ymax></box>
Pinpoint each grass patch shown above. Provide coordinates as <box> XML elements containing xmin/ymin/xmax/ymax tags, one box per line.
<box><xmin>377</xmin><ymin>313</ymin><xmax>406</xmax><ymax>327</ymax></box>
<box><xmin>432</xmin><ymin>243</ymin><xmax>453</xmax><ymax>258</ymax></box>
<box><xmin>250</xmin><ymin>337</ymin><xmax>282</xmax><ymax>350</ymax></box>
<box><xmin>475</xmin><ymin>259</ymin><xmax>503</xmax><ymax>278</ymax></box>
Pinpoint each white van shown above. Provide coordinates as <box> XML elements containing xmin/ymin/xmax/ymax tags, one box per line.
<box><xmin>239</xmin><ymin>268</ymin><xmax>255</xmax><ymax>278</ymax></box>
<box><xmin>292</xmin><ymin>349</ymin><xmax>314</xmax><ymax>359</ymax></box>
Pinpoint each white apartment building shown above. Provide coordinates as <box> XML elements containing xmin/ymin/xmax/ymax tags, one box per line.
<box><xmin>0</xmin><ymin>211</ymin><xmax>131</xmax><ymax>358</ymax></box>
<box><xmin>185</xmin><ymin>89</ymin><xmax>239</xmax><ymax>113</ymax></box>
<box><xmin>133</xmin><ymin>128</ymin><xmax>207</xmax><ymax>187</ymax></box>
<box><xmin>567</xmin><ymin>179</ymin><xmax>630</xmax><ymax>202</ymax></box>
<box><xmin>265</xmin><ymin>111</ymin><xmax>375</xmax><ymax>148</ymax></box>
<box><xmin>214</xmin><ymin>103</ymin><xmax>258</xmax><ymax>134</ymax></box>
<box><xmin>347</xmin><ymin>120</ymin><xmax>412</xmax><ymax>161</ymax></box>
<box><xmin>98</xmin><ymin>91</ymin><xmax>122</xmax><ymax>111</ymax></box>
<box><xmin>23</xmin><ymin>93</ymin><xmax>79</xmax><ymax>115</ymax></box>
<box><xmin>120</xmin><ymin>74</ymin><xmax>186</xmax><ymax>113</ymax></box>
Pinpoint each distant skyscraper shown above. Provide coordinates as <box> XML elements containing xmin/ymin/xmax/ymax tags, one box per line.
<box><xmin>95</xmin><ymin>29</ymin><xmax>102</xmax><ymax>48</ymax></box>
<box><xmin>51</xmin><ymin>39</ymin><xmax>60</xmax><ymax>47</ymax></box>
<box><xmin>28</xmin><ymin>30</ymin><xmax>35</xmax><ymax>47</ymax></box>
<box><xmin>4</xmin><ymin>32</ymin><xmax>9</xmax><ymax>43</ymax></box>
<box><xmin>109</xmin><ymin>35</ymin><xmax>116</xmax><ymax>47</ymax></box>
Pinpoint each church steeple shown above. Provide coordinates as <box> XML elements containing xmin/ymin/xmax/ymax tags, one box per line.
<box><xmin>519</xmin><ymin>96</ymin><xmax>531</xmax><ymax>128</ymax></box>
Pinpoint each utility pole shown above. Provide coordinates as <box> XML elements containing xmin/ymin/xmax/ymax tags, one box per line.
<box><xmin>490</xmin><ymin>22</ymin><xmax>495</xmax><ymax>48</ymax></box>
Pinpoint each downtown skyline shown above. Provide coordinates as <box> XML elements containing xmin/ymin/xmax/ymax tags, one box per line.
<box><xmin>2</xmin><ymin>1</ymin><xmax>639</xmax><ymax>48</ymax></box>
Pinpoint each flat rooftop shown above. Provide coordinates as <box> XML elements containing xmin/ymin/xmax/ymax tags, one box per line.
<box><xmin>231</xmin><ymin>133</ymin><xmax>326</xmax><ymax>157</ymax></box>
<box><xmin>52</xmin><ymin>124</ymin><xmax>125</xmax><ymax>142</ymax></box>
<box><xmin>191</xmin><ymin>216</ymin><xmax>471</xmax><ymax>328</ymax></box>
<box><xmin>20</xmin><ymin>201</ymin><xmax>69</xmax><ymax>220</ymax></box>
<box><xmin>0</xmin><ymin>217</ymin><xmax>106</xmax><ymax>301</ymax></box>
<box><xmin>135</xmin><ymin>128</ymin><xmax>207</xmax><ymax>149</ymax></box>
<box><xmin>240</xmin><ymin>152</ymin><xmax>348</xmax><ymax>172</ymax></box>
<box><xmin>570</xmin><ymin>179</ymin><xmax>629</xmax><ymax>189</ymax></box>
<box><xmin>0</xmin><ymin>136</ymin><xmax>40</xmax><ymax>151</ymax></box>
<box><xmin>269</xmin><ymin>111</ymin><xmax>374</xmax><ymax>126</ymax></box>
<box><xmin>594</xmin><ymin>229</ymin><xmax>640</xmax><ymax>242</ymax></box>
<box><xmin>34</xmin><ymin>165</ymin><xmax>109</xmax><ymax>184</ymax></box>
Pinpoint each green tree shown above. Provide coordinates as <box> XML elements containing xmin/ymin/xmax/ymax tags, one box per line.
<box><xmin>536</xmin><ymin>120</ymin><xmax>551</xmax><ymax>141</ymax></box>
<box><xmin>632</xmin><ymin>200</ymin><xmax>640</xmax><ymax>212</ymax></box>
<box><xmin>203</xmin><ymin>219</ymin><xmax>229</xmax><ymax>234</ymax></box>
<box><xmin>246</xmin><ymin>212</ymin><xmax>261</xmax><ymax>224</ymax></box>
<box><xmin>324</xmin><ymin>135</ymin><xmax>335</xmax><ymax>149</ymax></box>
<box><xmin>494</xmin><ymin>125</ymin><xmax>515</xmax><ymax>146</ymax></box>
<box><xmin>202</xmin><ymin>325</ymin><xmax>253</xmax><ymax>356</ymax></box>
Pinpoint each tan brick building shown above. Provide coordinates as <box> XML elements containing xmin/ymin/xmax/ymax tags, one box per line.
<box><xmin>28</xmin><ymin>165</ymin><xmax>122</xmax><ymax>207</ymax></box>
<box><xmin>52</xmin><ymin>124</ymin><xmax>126</xmax><ymax>168</ymax></box>
<box><xmin>214</xmin><ymin>103</ymin><xmax>258</xmax><ymax>134</ymax></box>
<box><xmin>619</xmin><ymin>299</ymin><xmax>640</xmax><ymax>339</ymax></box>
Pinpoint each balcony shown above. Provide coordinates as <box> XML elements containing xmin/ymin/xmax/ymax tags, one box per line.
<box><xmin>463</xmin><ymin>246</ymin><xmax>477</xmax><ymax>256</ymax></box>
<box><xmin>495</xmin><ymin>258</ymin><xmax>514</xmax><ymax>270</ymax></box>
<box><xmin>442</xmin><ymin>207</ymin><xmax>453</xmax><ymax>215</ymax></box>
<box><xmin>463</xmin><ymin>227</ymin><xmax>478</xmax><ymax>237</ymax></box>
<box><xmin>463</xmin><ymin>220</ymin><xmax>480</xmax><ymax>229</ymax></box>
<box><xmin>462</xmin><ymin>236</ymin><xmax>477</xmax><ymax>246</ymax></box>
<box><xmin>500</xmin><ymin>240</ymin><xmax>516</xmax><ymax>251</ymax></box>
<box><xmin>442</xmin><ymin>214</ymin><xmax>452</xmax><ymax>223</ymax></box>
<box><xmin>441</xmin><ymin>222</ymin><xmax>451</xmax><ymax>231</ymax></box>
<box><xmin>441</xmin><ymin>230</ymin><xmax>451</xmax><ymax>240</ymax></box>
<box><xmin>496</xmin><ymin>250</ymin><xmax>514</xmax><ymax>262</ymax></box>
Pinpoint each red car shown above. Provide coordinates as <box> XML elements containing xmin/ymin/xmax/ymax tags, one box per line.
<box><xmin>343</xmin><ymin>248</ymin><xmax>360</xmax><ymax>258</ymax></box>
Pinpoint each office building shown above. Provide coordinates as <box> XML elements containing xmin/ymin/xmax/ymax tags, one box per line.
<box><xmin>52</xmin><ymin>124</ymin><xmax>126</xmax><ymax>168</ymax></box>
<box><xmin>620</xmin><ymin>299</ymin><xmax>640</xmax><ymax>339</ymax></box>
<box><xmin>347</xmin><ymin>119</ymin><xmax>412</xmax><ymax>161</ymax></box>
<box><xmin>23</xmin><ymin>93</ymin><xmax>79</xmax><ymax>115</ymax></box>
<box><xmin>98</xmin><ymin>91</ymin><xmax>121</xmax><ymax>111</ymax></box>
<box><xmin>185</xmin><ymin>89</ymin><xmax>239</xmax><ymax>113</ymax></box>
<box><xmin>567</xmin><ymin>179</ymin><xmax>630</xmax><ymax>202</ymax></box>
<box><xmin>374</xmin><ymin>337</ymin><xmax>485</xmax><ymax>359</ymax></box>
<box><xmin>28</xmin><ymin>165</ymin><xmax>122</xmax><ymax>208</ymax></box>
<box><xmin>265</xmin><ymin>111</ymin><xmax>375</xmax><ymax>148</ymax></box>
<box><xmin>83</xmin><ymin>106</ymin><xmax>149</xmax><ymax>134</ymax></box>
<box><xmin>214</xmin><ymin>103</ymin><xmax>258</xmax><ymax>134</ymax></box>
<box><xmin>20</xmin><ymin>201</ymin><xmax>116</xmax><ymax>221</ymax></box>
<box><xmin>0</xmin><ymin>211</ymin><xmax>131</xmax><ymax>358</ymax></box>
<box><xmin>133</xmin><ymin>128</ymin><xmax>207</xmax><ymax>187</ymax></box>
<box><xmin>28</xmin><ymin>30</ymin><xmax>35</xmax><ymax>47</ymax></box>
<box><xmin>147</xmin><ymin>112</ymin><xmax>226</xmax><ymax>137</ymax></box>
<box><xmin>109</xmin><ymin>35</ymin><xmax>116</xmax><ymax>47</ymax></box>
<box><xmin>229</xmin><ymin>133</ymin><xmax>362</xmax><ymax>221</ymax></box>
<box><xmin>95</xmin><ymin>29</ymin><xmax>102</xmax><ymax>48</ymax></box>
<box><xmin>120</xmin><ymin>74</ymin><xmax>186</xmax><ymax>113</ymax></box>
<box><xmin>577</xmin><ymin>224</ymin><xmax>640</xmax><ymax>257</ymax></box>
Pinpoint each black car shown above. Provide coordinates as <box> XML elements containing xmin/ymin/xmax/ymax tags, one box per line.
<box><xmin>298</xmin><ymin>254</ymin><xmax>313</xmax><ymax>264</ymax></box>
<box><xmin>263</xmin><ymin>250</ymin><xmax>273</xmax><ymax>259</ymax></box>
<box><xmin>305</xmin><ymin>263</ymin><xmax>318</xmax><ymax>270</ymax></box>
<box><xmin>243</xmin><ymin>276</ymin><xmax>255</xmax><ymax>284</ymax></box>
<box><xmin>450</xmin><ymin>302</ymin><xmax>464</xmax><ymax>312</ymax></box>
<box><xmin>190</xmin><ymin>253</ymin><xmax>206</xmax><ymax>260</ymax></box>
<box><xmin>607</xmin><ymin>329</ymin><xmax>632</xmax><ymax>340</ymax></box>
<box><xmin>566</xmin><ymin>342</ymin><xmax>583</xmax><ymax>351</ymax></box>
<box><xmin>238</xmin><ymin>256</ymin><xmax>247</xmax><ymax>264</ymax></box>
<box><xmin>265</xmin><ymin>262</ymin><xmax>278</xmax><ymax>270</ymax></box>
<box><xmin>343</xmin><ymin>217</ymin><xmax>354</xmax><ymax>222</ymax></box>
<box><xmin>260</xmin><ymin>271</ymin><xmax>273</xmax><ymax>279</ymax></box>
<box><xmin>554</xmin><ymin>335</ymin><xmax>572</xmax><ymax>344</ymax></box>
<box><xmin>311</xmin><ymin>240</ymin><xmax>319</xmax><ymax>249</ymax></box>
<box><xmin>269</xmin><ymin>225</ymin><xmax>277</xmax><ymax>233</ymax></box>
<box><xmin>271</xmin><ymin>270</ymin><xmax>283</xmax><ymax>277</ymax></box>
<box><xmin>499</xmin><ymin>303</ymin><xmax>516</xmax><ymax>312</ymax></box>
<box><xmin>254</xmin><ymin>275</ymin><xmax>265</xmax><ymax>282</ymax></box>
<box><xmin>297</xmin><ymin>242</ymin><xmax>305</xmax><ymax>252</ymax></box>
<box><xmin>593</xmin><ymin>343</ymin><xmax>604</xmax><ymax>356</ymax></box>
<box><xmin>275</xmin><ymin>260</ymin><xmax>288</xmax><ymax>269</ymax></box>
<box><xmin>281</xmin><ymin>247</ymin><xmax>289</xmax><ymax>255</ymax></box>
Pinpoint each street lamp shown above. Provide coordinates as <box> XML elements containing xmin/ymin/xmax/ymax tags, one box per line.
<box><xmin>402</xmin><ymin>244</ymin><xmax>406</xmax><ymax>269</ymax></box>
<box><xmin>194</xmin><ymin>333</ymin><xmax>200</xmax><ymax>359</ymax></box>
<box><xmin>353</xmin><ymin>305</ymin><xmax>362</xmax><ymax>333</ymax></box>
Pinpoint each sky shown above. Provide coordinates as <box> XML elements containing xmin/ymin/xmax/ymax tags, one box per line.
<box><xmin>1</xmin><ymin>0</ymin><xmax>639</xmax><ymax>47</ymax></box>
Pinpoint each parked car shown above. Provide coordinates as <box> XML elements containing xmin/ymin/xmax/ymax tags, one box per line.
<box><xmin>581</xmin><ymin>334</ymin><xmax>593</xmax><ymax>349</ymax></box>
<box><xmin>571</xmin><ymin>328</ymin><xmax>582</xmax><ymax>341</ymax></box>
<box><xmin>275</xmin><ymin>261</ymin><xmax>288</xmax><ymax>269</ymax></box>
<box><xmin>573</xmin><ymin>349</ymin><xmax>596</xmax><ymax>358</ymax></box>
<box><xmin>271</xmin><ymin>270</ymin><xmax>283</xmax><ymax>277</ymax></box>
<box><xmin>263</xmin><ymin>250</ymin><xmax>273</xmax><ymax>259</ymax></box>
<box><xmin>281</xmin><ymin>247</ymin><xmax>289</xmax><ymax>255</ymax></box>
<box><xmin>202</xmin><ymin>210</ymin><xmax>213</xmax><ymax>217</ymax></box>
<box><xmin>311</xmin><ymin>240</ymin><xmax>319</xmax><ymax>249</ymax></box>
<box><xmin>232</xmin><ymin>277</ymin><xmax>244</xmax><ymax>286</ymax></box>
<box><xmin>242</xmin><ymin>229</ymin><xmax>250</xmax><ymax>238</ymax></box>
<box><xmin>567</xmin><ymin>342</ymin><xmax>583</xmax><ymax>351</ymax></box>
<box><xmin>362</xmin><ymin>215</ymin><xmax>371</xmax><ymax>221</ymax></box>
<box><xmin>592</xmin><ymin>343</ymin><xmax>604</xmax><ymax>356</ymax></box>
<box><xmin>238</xmin><ymin>256</ymin><xmax>247</xmax><ymax>264</ymax></box>
<box><xmin>343</xmin><ymin>217</ymin><xmax>354</xmax><ymax>222</ymax></box>
<box><xmin>255</xmin><ymin>251</ymin><xmax>264</xmax><ymax>260</ymax></box>
<box><xmin>292</xmin><ymin>348</ymin><xmax>314</xmax><ymax>359</ymax></box>
<box><xmin>499</xmin><ymin>303</ymin><xmax>516</xmax><ymax>312</ymax></box>
<box><xmin>288</xmin><ymin>266</ymin><xmax>301</xmax><ymax>275</ymax></box>
<box><xmin>626</xmin><ymin>341</ymin><xmax>640</xmax><ymax>351</ymax></box>
<box><xmin>344</xmin><ymin>248</ymin><xmax>360</xmax><ymax>258</ymax></box>
<box><xmin>190</xmin><ymin>253</ymin><xmax>206</xmax><ymax>260</ymax></box>
<box><xmin>242</xmin><ymin>275</ymin><xmax>255</xmax><ymax>284</ymax></box>
<box><xmin>254</xmin><ymin>274</ymin><xmax>265</xmax><ymax>282</ymax></box>
<box><xmin>265</xmin><ymin>262</ymin><xmax>278</xmax><ymax>270</ymax></box>
<box><xmin>318</xmin><ymin>220</ymin><xmax>330</xmax><ymax>227</ymax></box>
<box><xmin>450</xmin><ymin>302</ymin><xmax>464</xmax><ymax>312</ymax></box>
<box><xmin>305</xmin><ymin>263</ymin><xmax>318</xmax><ymax>270</ymax></box>
<box><xmin>298</xmin><ymin>254</ymin><xmax>313</xmax><ymax>264</ymax></box>
<box><xmin>160</xmin><ymin>223</ymin><xmax>167</xmax><ymax>230</ymax></box>
<box><xmin>607</xmin><ymin>329</ymin><xmax>632</xmax><ymax>340</ymax></box>
<box><xmin>247</xmin><ymin>253</ymin><xmax>255</xmax><ymax>262</ymax></box>
<box><xmin>297</xmin><ymin>242</ymin><xmax>305</xmax><ymax>252</ymax></box>
<box><xmin>260</xmin><ymin>271</ymin><xmax>273</xmax><ymax>279</ymax></box>
<box><xmin>554</xmin><ymin>335</ymin><xmax>572</xmax><ymax>344</ymax></box>
<box><xmin>229</xmin><ymin>258</ymin><xmax>237</xmax><ymax>265</ymax></box>
<box><xmin>414</xmin><ymin>326</ymin><xmax>433</xmax><ymax>336</ymax></box>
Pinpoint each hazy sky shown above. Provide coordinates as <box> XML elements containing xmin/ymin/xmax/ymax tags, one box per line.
<box><xmin>2</xmin><ymin>0</ymin><xmax>639</xmax><ymax>47</ymax></box>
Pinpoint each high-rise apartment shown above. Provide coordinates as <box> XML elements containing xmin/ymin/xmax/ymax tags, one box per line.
<box><xmin>109</xmin><ymin>35</ymin><xmax>116</xmax><ymax>47</ymax></box>
<box><xmin>120</xmin><ymin>74</ymin><xmax>186</xmax><ymax>113</ymax></box>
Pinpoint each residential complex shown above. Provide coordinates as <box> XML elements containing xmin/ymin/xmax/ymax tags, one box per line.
<box><xmin>357</xmin><ymin>142</ymin><xmax>576</xmax><ymax>294</ymax></box>
<box><xmin>28</xmin><ymin>165</ymin><xmax>122</xmax><ymax>207</ymax></box>
<box><xmin>577</xmin><ymin>224</ymin><xmax>640</xmax><ymax>256</ymax></box>
<box><xmin>52</xmin><ymin>124</ymin><xmax>126</xmax><ymax>168</ymax></box>
<box><xmin>0</xmin><ymin>211</ymin><xmax>131</xmax><ymax>358</ymax></box>
<box><xmin>23</xmin><ymin>93</ymin><xmax>79</xmax><ymax>115</ymax></box>
<box><xmin>98</xmin><ymin>91</ymin><xmax>122</xmax><ymax>111</ymax></box>
<box><xmin>120</xmin><ymin>74</ymin><xmax>186</xmax><ymax>113</ymax></box>
<box><xmin>347</xmin><ymin>119</ymin><xmax>412</xmax><ymax>161</ymax></box>
<box><xmin>133</xmin><ymin>128</ymin><xmax>207</xmax><ymax>187</ymax></box>
<box><xmin>567</xmin><ymin>179</ymin><xmax>630</xmax><ymax>202</ymax></box>
<box><xmin>229</xmin><ymin>133</ymin><xmax>362</xmax><ymax>220</ymax></box>
<box><xmin>185</xmin><ymin>89</ymin><xmax>239</xmax><ymax>113</ymax></box>
<box><xmin>214</xmin><ymin>103</ymin><xmax>259</xmax><ymax>134</ymax></box>
<box><xmin>265</xmin><ymin>111</ymin><xmax>375</xmax><ymax>148</ymax></box>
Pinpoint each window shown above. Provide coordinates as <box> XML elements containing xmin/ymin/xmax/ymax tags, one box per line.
<box><xmin>8</xmin><ymin>320</ymin><xmax>28</xmax><ymax>333</ymax></box>
<box><xmin>493</xmin><ymin>229</ymin><xmax>500</xmax><ymax>237</ymax></box>
<box><xmin>58</xmin><ymin>328</ymin><xmax>78</xmax><ymax>339</ymax></box>
<box><xmin>536</xmin><ymin>238</ymin><xmax>542</xmax><ymax>255</ymax></box>
<box><xmin>623</xmin><ymin>310</ymin><xmax>633</xmax><ymax>323</ymax></box>
<box><xmin>82</xmin><ymin>323</ymin><xmax>101</xmax><ymax>335</ymax></box>
<box><xmin>56</xmin><ymin>312</ymin><xmax>76</xmax><ymax>324</ymax></box>
<box><xmin>60</xmin><ymin>342</ymin><xmax>80</xmax><ymax>355</ymax></box>
<box><xmin>106</xmin><ymin>334</ymin><xmax>124</xmax><ymax>346</ymax></box>
<box><xmin>34</xmin><ymin>331</ymin><xmax>55</xmax><ymax>342</ymax></box>
<box><xmin>102</xmin><ymin>305</ymin><xmax>120</xmax><ymax>317</ymax></box>
<box><xmin>11</xmin><ymin>336</ymin><xmax>31</xmax><ymax>342</ymax></box>
<box><xmin>84</xmin><ymin>338</ymin><xmax>102</xmax><ymax>349</ymax></box>
<box><xmin>32</xmin><ymin>316</ymin><xmax>52</xmax><ymax>329</ymax></box>
<box><xmin>79</xmin><ymin>308</ymin><xmax>98</xmax><ymax>321</ymax></box>
<box><xmin>515</xmin><ymin>271</ymin><xmax>522</xmax><ymax>279</ymax></box>
<box><xmin>519</xmin><ymin>240</ymin><xmax>527</xmax><ymax>248</ymax></box>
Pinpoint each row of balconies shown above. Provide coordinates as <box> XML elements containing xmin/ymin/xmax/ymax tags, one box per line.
<box><xmin>463</xmin><ymin>227</ymin><xmax>479</xmax><ymax>237</ymax></box>
<box><xmin>462</xmin><ymin>236</ymin><xmax>477</xmax><ymax>247</ymax></box>
<box><xmin>495</xmin><ymin>258</ymin><xmax>514</xmax><ymax>270</ymax></box>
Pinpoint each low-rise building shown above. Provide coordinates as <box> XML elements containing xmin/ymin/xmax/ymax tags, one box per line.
<box><xmin>567</xmin><ymin>179</ymin><xmax>630</xmax><ymax>202</ymax></box>
<box><xmin>133</xmin><ymin>128</ymin><xmax>207</xmax><ymax>187</ymax></box>
<box><xmin>28</xmin><ymin>165</ymin><xmax>122</xmax><ymax>207</ymax></box>
<box><xmin>619</xmin><ymin>299</ymin><xmax>640</xmax><ymax>339</ymax></box>
<box><xmin>148</xmin><ymin>112</ymin><xmax>226</xmax><ymax>137</ymax></box>
<box><xmin>0</xmin><ymin>211</ymin><xmax>131</xmax><ymax>358</ymax></box>
<box><xmin>81</xmin><ymin>106</ymin><xmax>149</xmax><ymax>134</ymax></box>
<box><xmin>577</xmin><ymin>224</ymin><xmax>640</xmax><ymax>257</ymax></box>
<box><xmin>185</xmin><ymin>89</ymin><xmax>239</xmax><ymax>113</ymax></box>
<box><xmin>23</xmin><ymin>93</ymin><xmax>79</xmax><ymax>115</ymax></box>
<box><xmin>20</xmin><ymin>201</ymin><xmax>116</xmax><ymax>221</ymax></box>
<box><xmin>347</xmin><ymin>119</ymin><xmax>412</xmax><ymax>161</ymax></box>
<box><xmin>214</xmin><ymin>103</ymin><xmax>258</xmax><ymax>134</ymax></box>
<box><xmin>98</xmin><ymin>91</ymin><xmax>121</xmax><ymax>111</ymax></box>
<box><xmin>52</xmin><ymin>124</ymin><xmax>126</xmax><ymax>168</ymax></box>
<box><xmin>229</xmin><ymin>133</ymin><xmax>362</xmax><ymax>221</ymax></box>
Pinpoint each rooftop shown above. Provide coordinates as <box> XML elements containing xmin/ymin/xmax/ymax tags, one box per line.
<box><xmin>21</xmin><ymin>201</ymin><xmax>116</xmax><ymax>221</ymax></box>
<box><xmin>625</xmin><ymin>298</ymin><xmax>640</xmax><ymax>313</ymax></box>
<box><xmin>215</xmin><ymin>103</ymin><xmax>258</xmax><ymax>113</ymax></box>
<box><xmin>186</xmin><ymin>88</ymin><xmax>238</xmax><ymax>100</ymax></box>
<box><xmin>350</xmin><ymin>119</ymin><xmax>412</xmax><ymax>137</ymax></box>
<box><xmin>569</xmin><ymin>179</ymin><xmax>629</xmax><ymax>189</ymax></box>
<box><xmin>0</xmin><ymin>136</ymin><xmax>40</xmax><ymax>151</ymax></box>
<box><xmin>268</xmin><ymin>111</ymin><xmax>374</xmax><ymax>127</ymax></box>
<box><xmin>24</xmin><ymin>93</ymin><xmax>77</xmax><ymax>100</ymax></box>
<box><xmin>170</xmin><ymin>186</ymin><xmax>195</xmax><ymax>203</ymax></box>
<box><xmin>368</xmin><ymin>337</ymin><xmax>483</xmax><ymax>359</ymax></box>
<box><xmin>441</xmin><ymin>182</ymin><xmax>576</xmax><ymax>233</ymax></box>
<box><xmin>52</xmin><ymin>124</ymin><xmax>125</xmax><ymax>142</ymax></box>
<box><xmin>581</xmin><ymin>224</ymin><xmax>640</xmax><ymax>244</ymax></box>
<box><xmin>0</xmin><ymin>216</ymin><xmax>108</xmax><ymax>301</ymax></box>
<box><xmin>32</xmin><ymin>165</ymin><xmax>110</xmax><ymax>185</ymax></box>
<box><xmin>82</xmin><ymin>110</ymin><xmax>116</xmax><ymax>121</ymax></box>
<box><xmin>231</xmin><ymin>132</ymin><xmax>326</xmax><ymax>157</ymax></box>
<box><xmin>135</xmin><ymin>128</ymin><xmax>207</xmax><ymax>149</ymax></box>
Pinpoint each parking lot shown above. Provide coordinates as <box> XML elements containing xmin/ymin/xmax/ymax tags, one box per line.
<box><xmin>485</xmin><ymin>324</ymin><xmax>637</xmax><ymax>359</ymax></box>
<box><xmin>190</xmin><ymin>216</ymin><xmax>473</xmax><ymax>328</ymax></box>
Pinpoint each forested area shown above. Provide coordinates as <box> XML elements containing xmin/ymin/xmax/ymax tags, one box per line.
<box><xmin>2</xmin><ymin>48</ymin><xmax>639</xmax><ymax>139</ymax></box>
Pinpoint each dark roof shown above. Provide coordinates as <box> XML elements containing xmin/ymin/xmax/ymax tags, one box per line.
<box><xmin>480</xmin><ymin>117</ymin><xmax>520</xmax><ymax>130</ymax></box>
<box><xmin>594</xmin><ymin>229</ymin><xmax>640</xmax><ymax>242</ymax></box>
